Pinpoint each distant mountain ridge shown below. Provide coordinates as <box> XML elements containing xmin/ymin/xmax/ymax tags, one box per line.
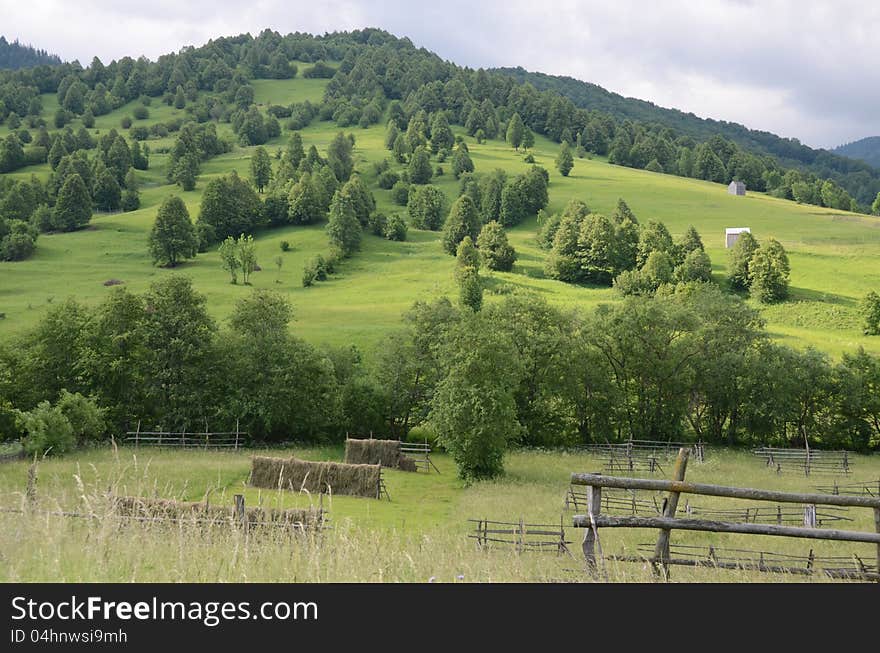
<box><xmin>493</xmin><ymin>65</ymin><xmax>880</xmax><ymax>206</ymax></box>
<box><xmin>0</xmin><ymin>36</ymin><xmax>62</xmax><ymax>69</ymax></box>
<box><xmin>834</xmin><ymin>137</ymin><xmax>880</xmax><ymax>169</ymax></box>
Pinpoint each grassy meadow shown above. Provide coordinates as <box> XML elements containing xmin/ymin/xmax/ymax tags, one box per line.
<box><xmin>1</xmin><ymin>76</ymin><xmax>880</xmax><ymax>356</ymax></box>
<box><xmin>0</xmin><ymin>445</ymin><xmax>877</xmax><ymax>582</ymax></box>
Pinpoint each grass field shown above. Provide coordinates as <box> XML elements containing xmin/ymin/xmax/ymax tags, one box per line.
<box><xmin>0</xmin><ymin>445</ymin><xmax>877</xmax><ymax>582</ymax></box>
<box><xmin>2</xmin><ymin>75</ymin><xmax>880</xmax><ymax>358</ymax></box>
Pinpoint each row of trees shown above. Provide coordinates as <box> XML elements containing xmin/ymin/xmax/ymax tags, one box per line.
<box><xmin>2</xmin><ymin>279</ymin><xmax>878</xmax><ymax>477</ymax></box>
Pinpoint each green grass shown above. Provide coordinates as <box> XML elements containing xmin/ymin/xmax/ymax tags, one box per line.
<box><xmin>1</xmin><ymin>445</ymin><xmax>877</xmax><ymax>582</ymax></box>
<box><xmin>2</xmin><ymin>77</ymin><xmax>880</xmax><ymax>357</ymax></box>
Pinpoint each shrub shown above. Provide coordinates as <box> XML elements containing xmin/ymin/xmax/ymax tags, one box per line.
<box><xmin>302</xmin><ymin>265</ymin><xmax>317</xmax><ymax>287</ymax></box>
<box><xmin>132</xmin><ymin>106</ymin><xmax>149</xmax><ymax>120</ymax></box>
<box><xmin>390</xmin><ymin>181</ymin><xmax>410</xmax><ymax>206</ymax></box>
<box><xmin>56</xmin><ymin>390</ymin><xmax>106</xmax><ymax>443</ymax></box>
<box><xmin>368</xmin><ymin>212</ymin><xmax>388</xmax><ymax>237</ymax></box>
<box><xmin>20</xmin><ymin>401</ymin><xmax>75</xmax><ymax>456</ymax></box>
<box><xmin>377</xmin><ymin>170</ymin><xmax>399</xmax><ymax>190</ymax></box>
<box><xmin>384</xmin><ymin>214</ymin><xmax>408</xmax><ymax>241</ymax></box>
<box><xmin>280</xmin><ymin>240</ymin><xmax>291</xmax><ymax>252</ymax></box>
<box><xmin>121</xmin><ymin>116</ymin><xmax>133</xmax><ymax>129</ymax></box>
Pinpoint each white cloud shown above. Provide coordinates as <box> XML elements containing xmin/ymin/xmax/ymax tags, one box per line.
<box><xmin>2</xmin><ymin>0</ymin><xmax>878</xmax><ymax>148</ymax></box>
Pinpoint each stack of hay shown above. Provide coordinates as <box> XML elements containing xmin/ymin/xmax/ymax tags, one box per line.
<box><xmin>343</xmin><ymin>438</ymin><xmax>418</xmax><ymax>472</ymax></box>
<box><xmin>113</xmin><ymin>495</ymin><xmax>324</xmax><ymax>530</ymax></box>
<box><xmin>250</xmin><ymin>455</ymin><xmax>382</xmax><ymax>498</ymax></box>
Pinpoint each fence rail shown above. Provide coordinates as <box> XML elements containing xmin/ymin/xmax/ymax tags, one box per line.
<box><xmin>125</xmin><ymin>421</ymin><xmax>247</xmax><ymax>450</ymax></box>
<box><xmin>468</xmin><ymin>517</ymin><xmax>572</xmax><ymax>555</ymax></box>
<box><xmin>399</xmin><ymin>441</ymin><xmax>440</xmax><ymax>473</ymax></box>
<box><xmin>752</xmin><ymin>447</ymin><xmax>852</xmax><ymax>477</ymax></box>
<box><xmin>571</xmin><ymin>448</ymin><xmax>880</xmax><ymax>581</ymax></box>
<box><xmin>816</xmin><ymin>479</ymin><xmax>880</xmax><ymax>498</ymax></box>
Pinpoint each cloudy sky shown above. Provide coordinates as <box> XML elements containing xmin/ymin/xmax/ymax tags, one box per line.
<box><xmin>3</xmin><ymin>0</ymin><xmax>878</xmax><ymax>149</ymax></box>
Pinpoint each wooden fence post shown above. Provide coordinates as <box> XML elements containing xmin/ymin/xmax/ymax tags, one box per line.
<box><xmin>874</xmin><ymin>507</ymin><xmax>880</xmax><ymax>581</ymax></box>
<box><xmin>583</xmin><ymin>483</ymin><xmax>602</xmax><ymax>573</ymax></box>
<box><xmin>26</xmin><ymin>462</ymin><xmax>37</xmax><ymax>505</ymax></box>
<box><xmin>804</xmin><ymin>505</ymin><xmax>817</xmax><ymax>528</ymax></box>
<box><xmin>652</xmin><ymin>447</ymin><xmax>690</xmax><ymax>580</ymax></box>
<box><xmin>234</xmin><ymin>494</ymin><xmax>246</xmax><ymax>531</ymax></box>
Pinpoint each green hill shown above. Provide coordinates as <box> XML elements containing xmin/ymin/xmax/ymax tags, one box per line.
<box><xmin>495</xmin><ymin>66</ymin><xmax>880</xmax><ymax>207</ymax></box>
<box><xmin>1</xmin><ymin>74</ymin><xmax>878</xmax><ymax>357</ymax></box>
<box><xmin>834</xmin><ymin>136</ymin><xmax>880</xmax><ymax>169</ymax></box>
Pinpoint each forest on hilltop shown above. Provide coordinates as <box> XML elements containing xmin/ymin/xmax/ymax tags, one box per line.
<box><xmin>0</xmin><ymin>36</ymin><xmax>62</xmax><ymax>70</ymax></box>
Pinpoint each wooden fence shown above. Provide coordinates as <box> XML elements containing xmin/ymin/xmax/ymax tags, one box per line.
<box><xmin>816</xmin><ymin>479</ymin><xmax>880</xmax><ymax>498</ymax></box>
<box><xmin>583</xmin><ymin>439</ymin><xmax>706</xmax><ymax>463</ymax></box>
<box><xmin>125</xmin><ymin>420</ymin><xmax>247</xmax><ymax>450</ymax></box>
<box><xmin>399</xmin><ymin>441</ymin><xmax>440</xmax><ymax>473</ymax></box>
<box><xmin>468</xmin><ymin>517</ymin><xmax>572</xmax><ymax>555</ymax></box>
<box><xmin>752</xmin><ymin>447</ymin><xmax>852</xmax><ymax>477</ymax></box>
<box><xmin>571</xmin><ymin>448</ymin><xmax>880</xmax><ymax>581</ymax></box>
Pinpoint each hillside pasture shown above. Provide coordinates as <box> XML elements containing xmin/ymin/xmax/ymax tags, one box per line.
<box><xmin>1</xmin><ymin>76</ymin><xmax>880</xmax><ymax>357</ymax></box>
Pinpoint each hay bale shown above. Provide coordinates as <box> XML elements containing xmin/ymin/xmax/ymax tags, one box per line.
<box><xmin>398</xmin><ymin>454</ymin><xmax>418</xmax><ymax>472</ymax></box>
<box><xmin>250</xmin><ymin>455</ymin><xmax>381</xmax><ymax>498</ymax></box>
<box><xmin>113</xmin><ymin>495</ymin><xmax>324</xmax><ymax>530</ymax></box>
<box><xmin>344</xmin><ymin>438</ymin><xmax>402</xmax><ymax>468</ymax></box>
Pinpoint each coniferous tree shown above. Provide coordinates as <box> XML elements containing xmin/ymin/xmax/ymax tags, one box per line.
<box><xmin>408</xmin><ymin>146</ymin><xmax>433</xmax><ymax>184</ymax></box>
<box><xmin>451</xmin><ymin>146</ymin><xmax>474</xmax><ymax>179</ymax></box>
<box><xmin>52</xmin><ymin>173</ymin><xmax>92</xmax><ymax>231</ymax></box>
<box><xmin>326</xmin><ymin>189</ymin><xmax>362</xmax><ymax>257</ymax></box>
<box><xmin>555</xmin><ymin>140</ymin><xmax>574</xmax><ymax>176</ymax></box>
<box><xmin>506</xmin><ymin>112</ymin><xmax>525</xmax><ymax>150</ymax></box>
<box><xmin>728</xmin><ymin>231</ymin><xmax>759</xmax><ymax>290</ymax></box>
<box><xmin>327</xmin><ymin>131</ymin><xmax>354</xmax><ymax>182</ymax></box>
<box><xmin>429</xmin><ymin>112</ymin><xmax>454</xmax><ymax>154</ymax></box>
<box><xmin>250</xmin><ymin>146</ymin><xmax>272</xmax><ymax>193</ymax></box>
<box><xmin>287</xmin><ymin>173</ymin><xmax>324</xmax><ymax>225</ymax></box>
<box><xmin>477</xmin><ymin>221</ymin><xmax>517</xmax><ymax>272</ymax></box>
<box><xmin>93</xmin><ymin>168</ymin><xmax>122</xmax><ymax>211</ymax></box>
<box><xmin>749</xmin><ymin>238</ymin><xmax>790</xmax><ymax>303</ymax></box>
<box><xmin>442</xmin><ymin>195</ymin><xmax>481</xmax><ymax>255</ymax></box>
<box><xmin>149</xmin><ymin>196</ymin><xmax>198</xmax><ymax>267</ymax></box>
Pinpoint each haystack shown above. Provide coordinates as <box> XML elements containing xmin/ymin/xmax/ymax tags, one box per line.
<box><xmin>113</xmin><ymin>495</ymin><xmax>324</xmax><ymax>530</ymax></box>
<box><xmin>344</xmin><ymin>437</ymin><xmax>419</xmax><ymax>472</ymax></box>
<box><xmin>250</xmin><ymin>455</ymin><xmax>381</xmax><ymax>498</ymax></box>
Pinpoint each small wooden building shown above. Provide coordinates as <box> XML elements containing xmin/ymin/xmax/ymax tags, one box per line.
<box><xmin>728</xmin><ymin>180</ymin><xmax>746</xmax><ymax>196</ymax></box>
<box><xmin>725</xmin><ymin>227</ymin><xmax>751</xmax><ymax>248</ymax></box>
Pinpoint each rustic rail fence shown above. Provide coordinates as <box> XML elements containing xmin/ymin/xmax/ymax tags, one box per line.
<box><xmin>752</xmin><ymin>446</ymin><xmax>852</xmax><ymax>477</ymax></box>
<box><xmin>125</xmin><ymin>420</ymin><xmax>247</xmax><ymax>450</ymax></box>
<box><xmin>681</xmin><ymin>501</ymin><xmax>851</xmax><ymax>527</ymax></box>
<box><xmin>583</xmin><ymin>439</ymin><xmax>706</xmax><ymax>463</ymax></box>
<box><xmin>398</xmin><ymin>441</ymin><xmax>440</xmax><ymax>473</ymax></box>
<box><xmin>563</xmin><ymin>486</ymin><xmax>663</xmax><ymax>516</ymax></box>
<box><xmin>816</xmin><ymin>479</ymin><xmax>880</xmax><ymax>498</ymax></box>
<box><xmin>571</xmin><ymin>448</ymin><xmax>880</xmax><ymax>581</ymax></box>
<box><xmin>616</xmin><ymin>543</ymin><xmax>875</xmax><ymax>579</ymax></box>
<box><xmin>468</xmin><ymin>517</ymin><xmax>572</xmax><ymax>555</ymax></box>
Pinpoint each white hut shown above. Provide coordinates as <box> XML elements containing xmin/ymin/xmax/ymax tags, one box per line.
<box><xmin>728</xmin><ymin>180</ymin><xmax>746</xmax><ymax>196</ymax></box>
<box><xmin>725</xmin><ymin>227</ymin><xmax>751</xmax><ymax>248</ymax></box>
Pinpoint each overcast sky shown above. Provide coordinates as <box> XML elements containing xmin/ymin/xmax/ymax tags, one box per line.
<box><xmin>3</xmin><ymin>0</ymin><xmax>878</xmax><ymax>149</ymax></box>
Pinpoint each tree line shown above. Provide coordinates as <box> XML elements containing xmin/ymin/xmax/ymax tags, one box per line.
<box><xmin>2</xmin><ymin>278</ymin><xmax>878</xmax><ymax>478</ymax></box>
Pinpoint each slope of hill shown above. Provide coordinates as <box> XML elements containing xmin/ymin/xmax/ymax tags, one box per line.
<box><xmin>0</xmin><ymin>36</ymin><xmax>61</xmax><ymax>69</ymax></box>
<box><xmin>834</xmin><ymin>136</ymin><xmax>880</xmax><ymax>169</ymax></box>
<box><xmin>495</xmin><ymin>66</ymin><xmax>880</xmax><ymax>206</ymax></box>
<box><xmin>0</xmin><ymin>74</ymin><xmax>878</xmax><ymax>358</ymax></box>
